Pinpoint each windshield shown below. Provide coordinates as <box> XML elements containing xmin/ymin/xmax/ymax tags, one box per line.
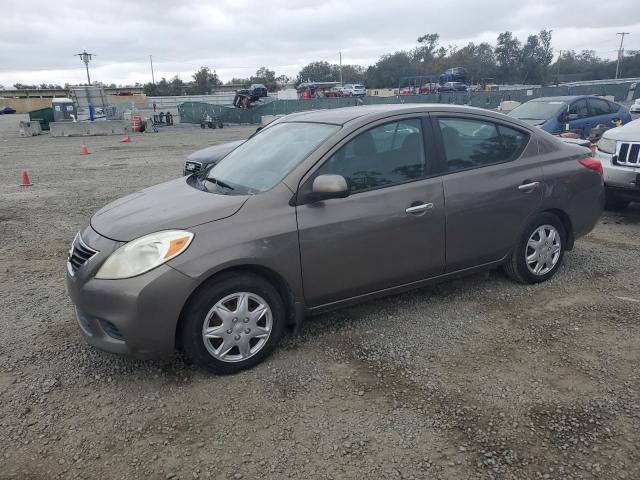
<box><xmin>509</xmin><ymin>101</ymin><xmax>566</xmax><ymax>122</ymax></box>
<box><xmin>206</xmin><ymin>122</ymin><xmax>339</xmax><ymax>194</ymax></box>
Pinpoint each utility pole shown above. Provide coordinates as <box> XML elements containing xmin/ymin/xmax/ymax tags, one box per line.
<box><xmin>615</xmin><ymin>32</ymin><xmax>630</xmax><ymax>79</ymax></box>
<box><xmin>556</xmin><ymin>50</ymin><xmax>562</xmax><ymax>85</ymax></box>
<box><xmin>75</xmin><ymin>50</ymin><xmax>95</xmax><ymax>85</ymax></box>
<box><xmin>149</xmin><ymin>54</ymin><xmax>156</xmax><ymax>84</ymax></box>
<box><xmin>339</xmin><ymin>51</ymin><xmax>343</xmax><ymax>85</ymax></box>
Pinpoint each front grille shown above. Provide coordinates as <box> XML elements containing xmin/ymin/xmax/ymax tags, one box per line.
<box><xmin>617</xmin><ymin>142</ymin><xmax>640</xmax><ymax>166</ymax></box>
<box><xmin>68</xmin><ymin>234</ymin><xmax>98</xmax><ymax>275</ymax></box>
<box><xmin>184</xmin><ymin>160</ymin><xmax>202</xmax><ymax>175</ymax></box>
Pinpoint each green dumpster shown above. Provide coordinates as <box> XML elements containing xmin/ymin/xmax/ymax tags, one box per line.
<box><xmin>29</xmin><ymin>107</ymin><xmax>54</xmax><ymax>131</ymax></box>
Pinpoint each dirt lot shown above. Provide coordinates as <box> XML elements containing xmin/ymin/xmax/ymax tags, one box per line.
<box><xmin>1</xmin><ymin>114</ymin><xmax>639</xmax><ymax>480</ymax></box>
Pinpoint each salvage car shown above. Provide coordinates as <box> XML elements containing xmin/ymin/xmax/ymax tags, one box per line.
<box><xmin>595</xmin><ymin>118</ymin><xmax>640</xmax><ymax>210</ymax></box>
<box><xmin>509</xmin><ymin>95</ymin><xmax>631</xmax><ymax>138</ymax></box>
<box><xmin>183</xmin><ymin>140</ymin><xmax>244</xmax><ymax>175</ymax></box>
<box><xmin>183</xmin><ymin>127</ymin><xmax>267</xmax><ymax>175</ymax></box>
<box><xmin>67</xmin><ymin>105</ymin><xmax>604</xmax><ymax>374</ymax></box>
<box><xmin>439</xmin><ymin>82</ymin><xmax>468</xmax><ymax>92</ymax></box>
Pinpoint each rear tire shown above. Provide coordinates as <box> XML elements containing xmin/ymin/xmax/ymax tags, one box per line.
<box><xmin>180</xmin><ymin>272</ymin><xmax>285</xmax><ymax>374</ymax></box>
<box><xmin>504</xmin><ymin>213</ymin><xmax>566</xmax><ymax>284</ymax></box>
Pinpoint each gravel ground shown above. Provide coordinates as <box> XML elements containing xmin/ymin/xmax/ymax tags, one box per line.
<box><xmin>1</xmin><ymin>114</ymin><xmax>639</xmax><ymax>480</ymax></box>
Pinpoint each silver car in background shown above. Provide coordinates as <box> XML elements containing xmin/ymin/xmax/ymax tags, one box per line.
<box><xmin>67</xmin><ymin>105</ymin><xmax>604</xmax><ymax>374</ymax></box>
<box><xmin>341</xmin><ymin>84</ymin><xmax>366</xmax><ymax>96</ymax></box>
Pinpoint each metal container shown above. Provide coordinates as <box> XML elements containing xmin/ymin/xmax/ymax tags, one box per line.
<box><xmin>28</xmin><ymin>107</ymin><xmax>54</xmax><ymax>130</ymax></box>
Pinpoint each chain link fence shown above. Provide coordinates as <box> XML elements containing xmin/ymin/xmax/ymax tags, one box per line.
<box><xmin>177</xmin><ymin>81</ymin><xmax>639</xmax><ymax>125</ymax></box>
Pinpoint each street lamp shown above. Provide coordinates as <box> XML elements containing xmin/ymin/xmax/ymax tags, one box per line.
<box><xmin>75</xmin><ymin>50</ymin><xmax>96</xmax><ymax>85</ymax></box>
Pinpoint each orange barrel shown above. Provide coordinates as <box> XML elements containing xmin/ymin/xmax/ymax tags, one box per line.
<box><xmin>131</xmin><ymin>115</ymin><xmax>141</xmax><ymax>133</ymax></box>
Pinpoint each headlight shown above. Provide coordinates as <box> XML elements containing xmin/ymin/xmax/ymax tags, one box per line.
<box><xmin>95</xmin><ymin>230</ymin><xmax>193</xmax><ymax>279</ymax></box>
<box><xmin>597</xmin><ymin>137</ymin><xmax>617</xmax><ymax>155</ymax></box>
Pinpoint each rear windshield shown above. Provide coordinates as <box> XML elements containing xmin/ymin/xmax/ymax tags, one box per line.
<box><xmin>509</xmin><ymin>101</ymin><xmax>566</xmax><ymax>122</ymax></box>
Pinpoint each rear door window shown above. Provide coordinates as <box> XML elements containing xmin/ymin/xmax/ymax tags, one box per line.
<box><xmin>437</xmin><ymin>117</ymin><xmax>529</xmax><ymax>172</ymax></box>
<box><xmin>588</xmin><ymin>98</ymin><xmax>612</xmax><ymax>116</ymax></box>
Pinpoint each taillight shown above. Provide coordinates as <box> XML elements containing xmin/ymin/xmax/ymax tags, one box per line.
<box><xmin>578</xmin><ymin>157</ymin><xmax>603</xmax><ymax>176</ymax></box>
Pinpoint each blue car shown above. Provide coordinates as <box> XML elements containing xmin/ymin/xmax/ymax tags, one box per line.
<box><xmin>508</xmin><ymin>95</ymin><xmax>631</xmax><ymax>138</ymax></box>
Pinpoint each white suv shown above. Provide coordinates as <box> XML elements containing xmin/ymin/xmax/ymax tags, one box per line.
<box><xmin>341</xmin><ymin>84</ymin><xmax>366</xmax><ymax>97</ymax></box>
<box><xmin>596</xmin><ymin>119</ymin><xmax>640</xmax><ymax>210</ymax></box>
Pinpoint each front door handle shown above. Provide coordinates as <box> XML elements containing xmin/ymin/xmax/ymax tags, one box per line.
<box><xmin>518</xmin><ymin>181</ymin><xmax>540</xmax><ymax>192</ymax></box>
<box><xmin>405</xmin><ymin>203</ymin><xmax>433</xmax><ymax>214</ymax></box>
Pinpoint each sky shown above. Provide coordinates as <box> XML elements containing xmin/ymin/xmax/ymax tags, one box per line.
<box><xmin>0</xmin><ymin>0</ymin><xmax>639</xmax><ymax>88</ymax></box>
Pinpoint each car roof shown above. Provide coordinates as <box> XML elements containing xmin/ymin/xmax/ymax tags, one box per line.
<box><xmin>530</xmin><ymin>95</ymin><xmax>611</xmax><ymax>103</ymax></box>
<box><xmin>279</xmin><ymin>104</ymin><xmax>523</xmax><ymax>126</ymax></box>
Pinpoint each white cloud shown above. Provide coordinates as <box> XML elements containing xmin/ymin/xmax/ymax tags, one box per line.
<box><xmin>0</xmin><ymin>0</ymin><xmax>638</xmax><ymax>86</ymax></box>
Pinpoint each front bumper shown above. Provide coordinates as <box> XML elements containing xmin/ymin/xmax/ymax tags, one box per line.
<box><xmin>66</xmin><ymin>225</ymin><xmax>198</xmax><ymax>358</ymax></box>
<box><xmin>597</xmin><ymin>150</ymin><xmax>640</xmax><ymax>200</ymax></box>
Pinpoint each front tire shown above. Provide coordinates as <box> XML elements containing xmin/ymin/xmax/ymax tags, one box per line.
<box><xmin>504</xmin><ymin>213</ymin><xmax>566</xmax><ymax>284</ymax></box>
<box><xmin>180</xmin><ymin>272</ymin><xmax>285</xmax><ymax>374</ymax></box>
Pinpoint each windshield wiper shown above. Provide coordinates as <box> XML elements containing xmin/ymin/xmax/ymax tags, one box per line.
<box><xmin>204</xmin><ymin>176</ymin><xmax>235</xmax><ymax>191</ymax></box>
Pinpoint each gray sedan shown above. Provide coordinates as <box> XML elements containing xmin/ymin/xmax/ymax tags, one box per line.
<box><xmin>67</xmin><ymin>105</ymin><xmax>604</xmax><ymax>374</ymax></box>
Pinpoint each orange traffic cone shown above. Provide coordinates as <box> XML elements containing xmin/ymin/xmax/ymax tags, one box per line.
<box><xmin>80</xmin><ymin>144</ymin><xmax>90</xmax><ymax>155</ymax></box>
<box><xmin>120</xmin><ymin>135</ymin><xmax>131</xmax><ymax>143</ymax></box>
<box><xmin>20</xmin><ymin>171</ymin><xmax>33</xmax><ymax>187</ymax></box>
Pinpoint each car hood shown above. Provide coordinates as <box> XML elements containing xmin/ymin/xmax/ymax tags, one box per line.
<box><xmin>186</xmin><ymin>140</ymin><xmax>244</xmax><ymax>164</ymax></box>
<box><xmin>602</xmin><ymin>118</ymin><xmax>640</xmax><ymax>141</ymax></box>
<box><xmin>91</xmin><ymin>177</ymin><xmax>249</xmax><ymax>242</ymax></box>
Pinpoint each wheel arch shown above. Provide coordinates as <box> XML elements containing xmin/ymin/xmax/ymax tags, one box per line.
<box><xmin>542</xmin><ymin>208</ymin><xmax>574</xmax><ymax>250</ymax></box>
<box><xmin>175</xmin><ymin>264</ymin><xmax>299</xmax><ymax>350</ymax></box>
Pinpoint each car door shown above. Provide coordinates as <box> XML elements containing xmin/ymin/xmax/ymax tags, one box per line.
<box><xmin>432</xmin><ymin>114</ymin><xmax>542</xmax><ymax>272</ymax></box>
<box><xmin>296</xmin><ymin>117</ymin><xmax>446</xmax><ymax>307</ymax></box>
<box><xmin>587</xmin><ymin>97</ymin><xmax>614</xmax><ymax>133</ymax></box>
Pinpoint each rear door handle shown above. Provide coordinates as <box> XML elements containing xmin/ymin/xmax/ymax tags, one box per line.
<box><xmin>405</xmin><ymin>203</ymin><xmax>433</xmax><ymax>214</ymax></box>
<box><xmin>518</xmin><ymin>181</ymin><xmax>540</xmax><ymax>192</ymax></box>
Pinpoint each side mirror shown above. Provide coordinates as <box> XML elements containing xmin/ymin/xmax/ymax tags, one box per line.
<box><xmin>311</xmin><ymin>174</ymin><xmax>349</xmax><ymax>201</ymax></box>
<box><xmin>567</xmin><ymin>113</ymin><xmax>579</xmax><ymax>121</ymax></box>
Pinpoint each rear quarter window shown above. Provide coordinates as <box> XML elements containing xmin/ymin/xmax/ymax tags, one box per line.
<box><xmin>437</xmin><ymin>117</ymin><xmax>530</xmax><ymax>172</ymax></box>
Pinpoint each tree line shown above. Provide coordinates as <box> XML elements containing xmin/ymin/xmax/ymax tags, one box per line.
<box><xmin>300</xmin><ymin>31</ymin><xmax>640</xmax><ymax>88</ymax></box>
<box><xmin>141</xmin><ymin>31</ymin><xmax>640</xmax><ymax>95</ymax></box>
<box><xmin>142</xmin><ymin>66</ymin><xmax>288</xmax><ymax>96</ymax></box>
